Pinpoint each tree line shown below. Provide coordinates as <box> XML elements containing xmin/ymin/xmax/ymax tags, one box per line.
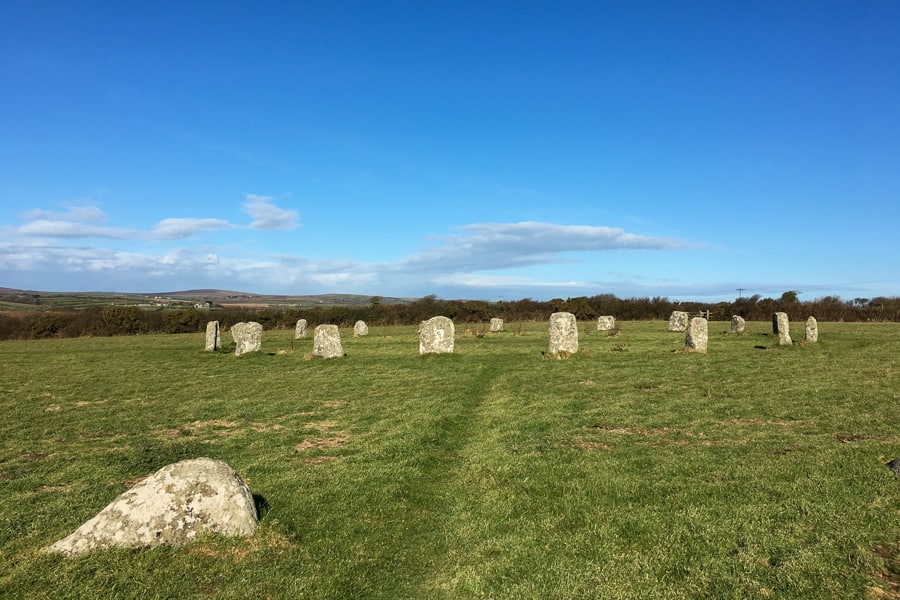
<box><xmin>1</xmin><ymin>292</ymin><xmax>898</xmax><ymax>340</ymax></box>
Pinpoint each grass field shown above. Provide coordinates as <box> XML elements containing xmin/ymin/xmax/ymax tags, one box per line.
<box><xmin>1</xmin><ymin>321</ymin><xmax>898</xmax><ymax>599</ymax></box>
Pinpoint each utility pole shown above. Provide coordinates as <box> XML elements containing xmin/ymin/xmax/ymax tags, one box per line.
<box><xmin>736</xmin><ymin>288</ymin><xmax>745</xmax><ymax>299</ymax></box>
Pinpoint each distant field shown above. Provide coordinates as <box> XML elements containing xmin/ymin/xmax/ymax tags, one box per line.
<box><xmin>0</xmin><ymin>289</ymin><xmax>409</xmax><ymax>312</ymax></box>
<box><xmin>1</xmin><ymin>321</ymin><xmax>898</xmax><ymax>598</ymax></box>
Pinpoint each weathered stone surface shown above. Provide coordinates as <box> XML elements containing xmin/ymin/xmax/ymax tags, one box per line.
<box><xmin>667</xmin><ymin>311</ymin><xmax>689</xmax><ymax>332</ymax></box>
<box><xmin>313</xmin><ymin>324</ymin><xmax>344</xmax><ymax>358</ymax></box>
<box><xmin>47</xmin><ymin>458</ymin><xmax>257</xmax><ymax>557</ymax></box>
<box><xmin>419</xmin><ymin>316</ymin><xmax>455</xmax><ymax>354</ymax></box>
<box><xmin>490</xmin><ymin>318</ymin><xmax>504</xmax><ymax>332</ymax></box>
<box><xmin>596</xmin><ymin>316</ymin><xmax>616</xmax><ymax>331</ymax></box>
<box><xmin>205</xmin><ymin>321</ymin><xmax>219</xmax><ymax>351</ymax></box>
<box><xmin>294</xmin><ymin>319</ymin><xmax>308</xmax><ymax>339</ymax></box>
<box><xmin>773</xmin><ymin>312</ymin><xmax>792</xmax><ymax>345</ymax></box>
<box><xmin>685</xmin><ymin>317</ymin><xmax>708</xmax><ymax>353</ymax></box>
<box><xmin>730</xmin><ymin>315</ymin><xmax>745</xmax><ymax>334</ymax></box>
<box><xmin>805</xmin><ymin>316</ymin><xmax>818</xmax><ymax>343</ymax></box>
<box><xmin>353</xmin><ymin>320</ymin><xmax>369</xmax><ymax>337</ymax></box>
<box><xmin>231</xmin><ymin>322</ymin><xmax>263</xmax><ymax>356</ymax></box>
<box><xmin>548</xmin><ymin>312</ymin><xmax>578</xmax><ymax>356</ymax></box>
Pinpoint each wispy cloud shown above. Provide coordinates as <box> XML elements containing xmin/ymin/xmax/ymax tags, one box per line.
<box><xmin>151</xmin><ymin>218</ymin><xmax>235</xmax><ymax>240</ymax></box>
<box><xmin>243</xmin><ymin>194</ymin><xmax>298</xmax><ymax>230</ymax></box>
<box><xmin>401</xmin><ymin>221</ymin><xmax>689</xmax><ymax>272</ymax></box>
<box><xmin>17</xmin><ymin>204</ymin><xmax>135</xmax><ymax>239</ymax></box>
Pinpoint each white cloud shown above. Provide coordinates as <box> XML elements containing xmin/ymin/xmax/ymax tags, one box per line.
<box><xmin>151</xmin><ymin>218</ymin><xmax>236</xmax><ymax>240</ymax></box>
<box><xmin>21</xmin><ymin>205</ymin><xmax>109</xmax><ymax>223</ymax></box>
<box><xmin>401</xmin><ymin>221</ymin><xmax>690</xmax><ymax>272</ymax></box>
<box><xmin>16</xmin><ymin>204</ymin><xmax>134</xmax><ymax>239</ymax></box>
<box><xmin>18</xmin><ymin>220</ymin><xmax>135</xmax><ymax>239</ymax></box>
<box><xmin>243</xmin><ymin>194</ymin><xmax>298</xmax><ymax>230</ymax></box>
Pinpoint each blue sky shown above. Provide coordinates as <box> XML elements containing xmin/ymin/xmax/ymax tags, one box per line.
<box><xmin>2</xmin><ymin>1</ymin><xmax>898</xmax><ymax>302</ymax></box>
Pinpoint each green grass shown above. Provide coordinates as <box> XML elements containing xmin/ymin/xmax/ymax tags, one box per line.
<box><xmin>1</xmin><ymin>321</ymin><xmax>898</xmax><ymax>599</ymax></box>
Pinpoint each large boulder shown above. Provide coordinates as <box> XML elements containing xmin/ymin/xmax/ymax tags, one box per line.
<box><xmin>420</xmin><ymin>316</ymin><xmax>455</xmax><ymax>354</ymax></box>
<box><xmin>47</xmin><ymin>458</ymin><xmax>257</xmax><ymax>556</ymax></box>
<box><xmin>353</xmin><ymin>320</ymin><xmax>369</xmax><ymax>337</ymax></box>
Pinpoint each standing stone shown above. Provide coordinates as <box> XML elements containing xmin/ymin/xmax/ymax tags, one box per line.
<box><xmin>772</xmin><ymin>312</ymin><xmax>792</xmax><ymax>345</ymax></box>
<box><xmin>805</xmin><ymin>316</ymin><xmax>818</xmax><ymax>343</ymax></box>
<box><xmin>548</xmin><ymin>312</ymin><xmax>578</xmax><ymax>356</ymax></box>
<box><xmin>490</xmin><ymin>318</ymin><xmax>504</xmax><ymax>332</ymax></box>
<box><xmin>231</xmin><ymin>321</ymin><xmax>263</xmax><ymax>356</ymax></box>
<box><xmin>313</xmin><ymin>324</ymin><xmax>344</xmax><ymax>358</ymax></box>
<box><xmin>294</xmin><ymin>319</ymin><xmax>308</xmax><ymax>339</ymax></box>
<box><xmin>596</xmin><ymin>316</ymin><xmax>616</xmax><ymax>331</ymax></box>
<box><xmin>353</xmin><ymin>320</ymin><xmax>369</xmax><ymax>337</ymax></box>
<box><xmin>205</xmin><ymin>321</ymin><xmax>219</xmax><ymax>351</ymax></box>
<box><xmin>667</xmin><ymin>311</ymin><xmax>689</xmax><ymax>332</ymax></box>
<box><xmin>419</xmin><ymin>316</ymin><xmax>455</xmax><ymax>355</ymax></box>
<box><xmin>685</xmin><ymin>317</ymin><xmax>708</xmax><ymax>353</ymax></box>
<box><xmin>47</xmin><ymin>458</ymin><xmax>257</xmax><ymax>556</ymax></box>
<box><xmin>730</xmin><ymin>315</ymin><xmax>745</xmax><ymax>334</ymax></box>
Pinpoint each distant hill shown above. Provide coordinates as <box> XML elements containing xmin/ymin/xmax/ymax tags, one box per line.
<box><xmin>0</xmin><ymin>288</ymin><xmax>414</xmax><ymax>312</ymax></box>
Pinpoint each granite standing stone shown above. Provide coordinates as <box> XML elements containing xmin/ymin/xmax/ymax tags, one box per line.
<box><xmin>596</xmin><ymin>316</ymin><xmax>616</xmax><ymax>331</ymax></box>
<box><xmin>805</xmin><ymin>316</ymin><xmax>818</xmax><ymax>343</ymax></box>
<box><xmin>773</xmin><ymin>312</ymin><xmax>792</xmax><ymax>345</ymax></box>
<box><xmin>231</xmin><ymin>321</ymin><xmax>263</xmax><ymax>356</ymax></box>
<box><xmin>47</xmin><ymin>458</ymin><xmax>257</xmax><ymax>557</ymax></box>
<box><xmin>205</xmin><ymin>321</ymin><xmax>219</xmax><ymax>351</ymax></box>
<box><xmin>685</xmin><ymin>317</ymin><xmax>708</xmax><ymax>353</ymax></box>
<box><xmin>419</xmin><ymin>316</ymin><xmax>455</xmax><ymax>354</ymax></box>
<box><xmin>730</xmin><ymin>315</ymin><xmax>745</xmax><ymax>334</ymax></box>
<box><xmin>490</xmin><ymin>318</ymin><xmax>504</xmax><ymax>332</ymax></box>
<box><xmin>313</xmin><ymin>324</ymin><xmax>344</xmax><ymax>358</ymax></box>
<box><xmin>548</xmin><ymin>312</ymin><xmax>578</xmax><ymax>356</ymax></box>
<box><xmin>353</xmin><ymin>320</ymin><xmax>369</xmax><ymax>337</ymax></box>
<box><xmin>295</xmin><ymin>319</ymin><xmax>308</xmax><ymax>339</ymax></box>
<box><xmin>667</xmin><ymin>311</ymin><xmax>689</xmax><ymax>332</ymax></box>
